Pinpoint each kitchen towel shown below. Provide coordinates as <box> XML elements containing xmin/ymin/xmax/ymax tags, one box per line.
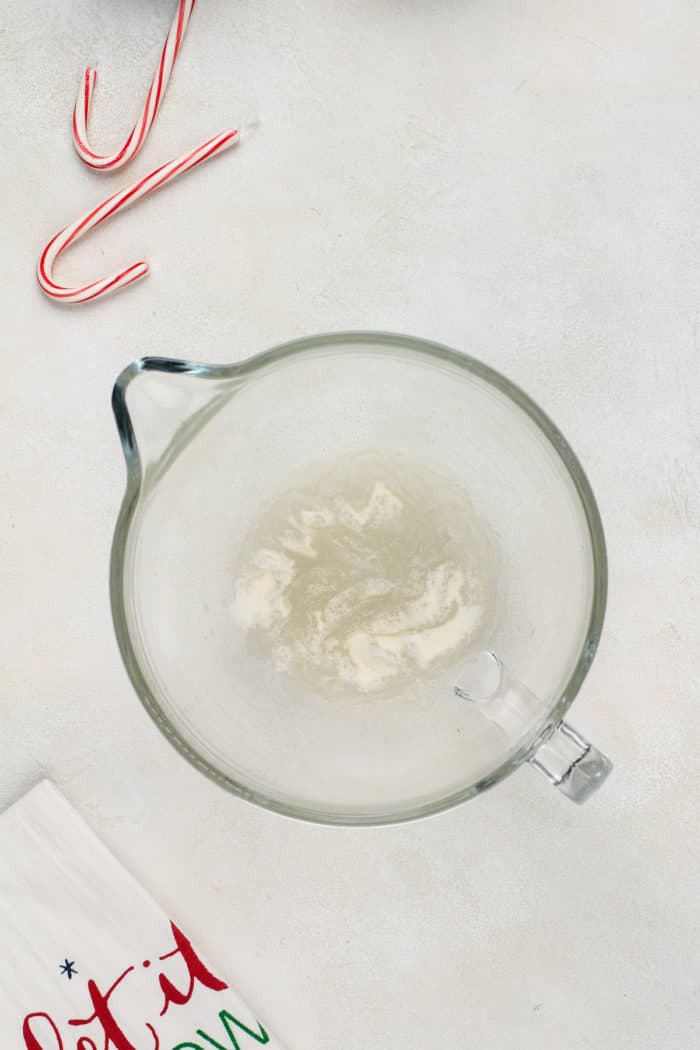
<box><xmin>0</xmin><ymin>780</ymin><xmax>285</xmax><ymax>1049</ymax></box>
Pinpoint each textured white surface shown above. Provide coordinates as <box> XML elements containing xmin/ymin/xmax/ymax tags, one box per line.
<box><xmin>1</xmin><ymin>1</ymin><xmax>699</xmax><ymax>1047</ymax></box>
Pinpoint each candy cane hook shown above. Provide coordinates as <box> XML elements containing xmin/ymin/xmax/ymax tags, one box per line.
<box><xmin>37</xmin><ymin>129</ymin><xmax>237</xmax><ymax>305</ymax></box>
<box><xmin>73</xmin><ymin>0</ymin><xmax>197</xmax><ymax>171</ymax></box>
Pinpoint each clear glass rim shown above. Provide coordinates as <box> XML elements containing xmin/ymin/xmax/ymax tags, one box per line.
<box><xmin>110</xmin><ymin>330</ymin><xmax>608</xmax><ymax>826</ymax></box>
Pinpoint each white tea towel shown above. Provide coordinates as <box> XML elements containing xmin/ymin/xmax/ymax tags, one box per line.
<box><xmin>0</xmin><ymin>781</ymin><xmax>286</xmax><ymax>1049</ymax></box>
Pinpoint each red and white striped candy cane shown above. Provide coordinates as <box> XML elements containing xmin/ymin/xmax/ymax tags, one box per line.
<box><xmin>73</xmin><ymin>0</ymin><xmax>197</xmax><ymax>171</ymax></box>
<box><xmin>37</xmin><ymin>129</ymin><xmax>237</xmax><ymax>305</ymax></box>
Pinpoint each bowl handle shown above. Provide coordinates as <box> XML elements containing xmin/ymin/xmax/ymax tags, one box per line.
<box><xmin>528</xmin><ymin>721</ymin><xmax>612</xmax><ymax>803</ymax></box>
<box><xmin>455</xmin><ymin>651</ymin><xmax>612</xmax><ymax>804</ymax></box>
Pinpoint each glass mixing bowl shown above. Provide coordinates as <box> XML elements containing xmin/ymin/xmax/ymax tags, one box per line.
<box><xmin>111</xmin><ymin>332</ymin><xmax>610</xmax><ymax>824</ymax></box>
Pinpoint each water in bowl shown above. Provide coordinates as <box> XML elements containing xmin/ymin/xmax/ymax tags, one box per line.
<box><xmin>232</xmin><ymin>452</ymin><xmax>499</xmax><ymax>700</ymax></box>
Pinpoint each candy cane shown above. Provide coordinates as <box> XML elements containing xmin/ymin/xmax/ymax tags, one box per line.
<box><xmin>37</xmin><ymin>129</ymin><xmax>237</xmax><ymax>304</ymax></box>
<box><xmin>73</xmin><ymin>0</ymin><xmax>197</xmax><ymax>171</ymax></box>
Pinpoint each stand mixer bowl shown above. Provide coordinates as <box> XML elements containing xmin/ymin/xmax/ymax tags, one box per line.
<box><xmin>111</xmin><ymin>332</ymin><xmax>610</xmax><ymax>824</ymax></box>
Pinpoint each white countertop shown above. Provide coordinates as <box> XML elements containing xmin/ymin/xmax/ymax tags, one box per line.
<box><xmin>2</xmin><ymin>1</ymin><xmax>699</xmax><ymax>1046</ymax></box>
